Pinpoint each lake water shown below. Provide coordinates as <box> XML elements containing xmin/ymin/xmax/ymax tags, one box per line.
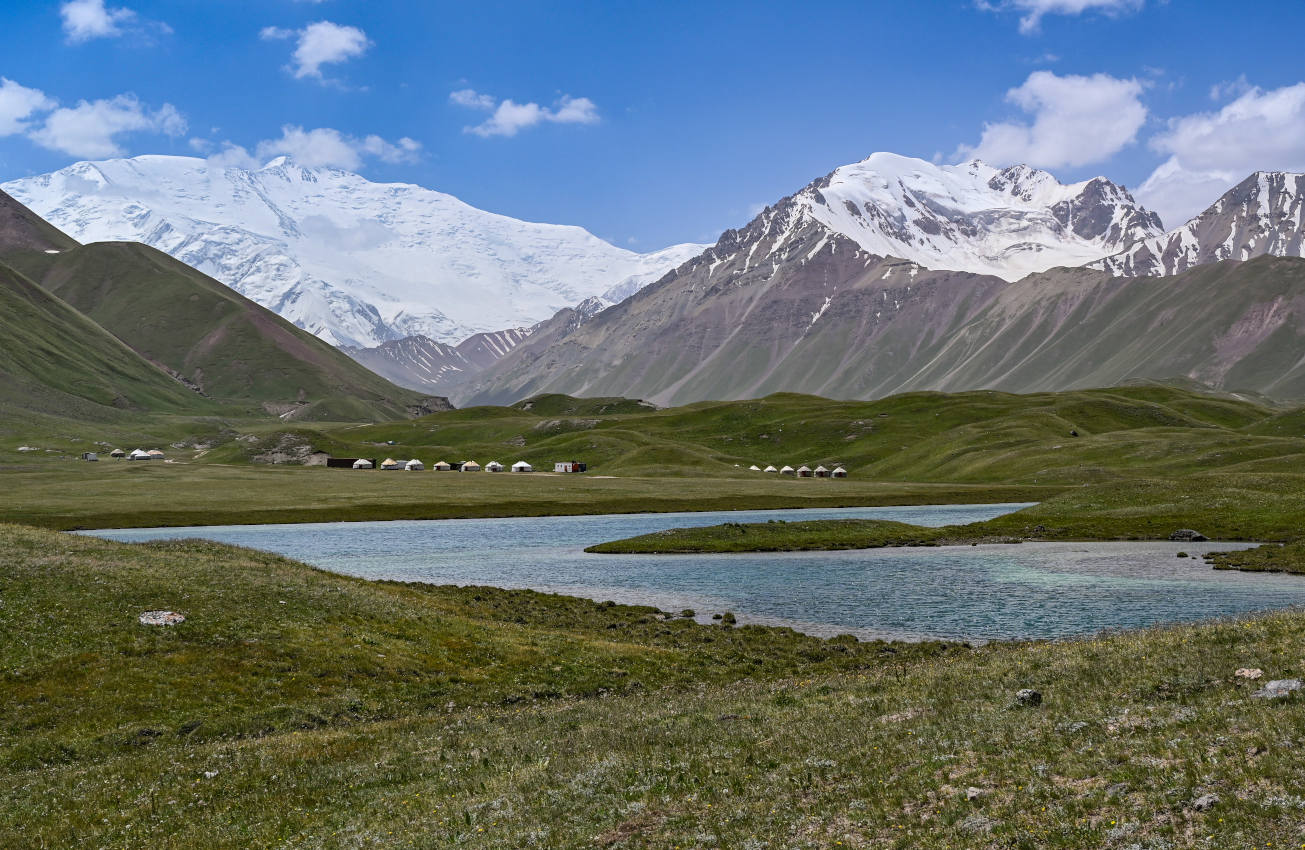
<box><xmin>86</xmin><ymin>503</ymin><xmax>1305</xmax><ymax>642</ymax></box>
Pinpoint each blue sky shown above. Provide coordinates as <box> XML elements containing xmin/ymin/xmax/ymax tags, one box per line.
<box><xmin>2</xmin><ymin>0</ymin><xmax>1305</xmax><ymax>248</ymax></box>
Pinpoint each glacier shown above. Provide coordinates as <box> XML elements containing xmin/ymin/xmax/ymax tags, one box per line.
<box><xmin>2</xmin><ymin>155</ymin><xmax>706</xmax><ymax>348</ymax></box>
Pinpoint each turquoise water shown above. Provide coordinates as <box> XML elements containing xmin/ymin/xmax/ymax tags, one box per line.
<box><xmin>87</xmin><ymin>503</ymin><xmax>1305</xmax><ymax>641</ymax></box>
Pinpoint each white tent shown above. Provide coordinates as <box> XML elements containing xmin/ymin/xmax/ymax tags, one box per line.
<box><xmin>128</xmin><ymin>449</ymin><xmax>151</xmax><ymax>461</ymax></box>
<box><xmin>462</xmin><ymin>460</ymin><xmax>481</xmax><ymax>472</ymax></box>
<box><xmin>380</xmin><ymin>457</ymin><xmax>400</xmax><ymax>470</ymax></box>
<box><xmin>832</xmin><ymin>467</ymin><xmax>848</xmax><ymax>478</ymax></box>
<box><xmin>779</xmin><ymin>465</ymin><xmax>795</xmax><ymax>476</ymax></box>
<box><xmin>433</xmin><ymin>461</ymin><xmax>452</xmax><ymax>471</ymax></box>
<box><xmin>147</xmin><ymin>449</ymin><xmax>165</xmax><ymax>459</ymax></box>
<box><xmin>796</xmin><ymin>465</ymin><xmax>813</xmax><ymax>477</ymax></box>
<box><xmin>405</xmin><ymin>459</ymin><xmax>425</xmax><ymax>471</ymax></box>
<box><xmin>109</xmin><ymin>449</ymin><xmax>125</xmax><ymax>458</ymax></box>
<box><xmin>352</xmin><ymin>458</ymin><xmax>374</xmax><ymax>469</ymax></box>
<box><xmin>763</xmin><ymin>465</ymin><xmax>778</xmax><ymax>473</ymax></box>
<box><xmin>511</xmin><ymin>460</ymin><xmax>533</xmax><ymax>473</ymax></box>
<box><xmin>485</xmin><ymin>461</ymin><xmax>504</xmax><ymax>472</ymax></box>
<box><xmin>814</xmin><ymin>465</ymin><xmax>829</xmax><ymax>477</ymax></box>
<box><xmin>749</xmin><ymin>465</ymin><xmax>761</xmax><ymax>471</ymax></box>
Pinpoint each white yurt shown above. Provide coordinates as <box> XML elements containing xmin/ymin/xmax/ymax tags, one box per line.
<box><xmin>380</xmin><ymin>457</ymin><xmax>400</xmax><ymax>470</ymax></box>
<box><xmin>763</xmin><ymin>465</ymin><xmax>778</xmax><ymax>473</ymax></box>
<box><xmin>511</xmin><ymin>460</ymin><xmax>533</xmax><ymax>473</ymax></box>
<box><xmin>433</xmin><ymin>460</ymin><xmax>452</xmax><ymax>471</ymax></box>
<box><xmin>832</xmin><ymin>467</ymin><xmax>848</xmax><ymax>478</ymax></box>
<box><xmin>109</xmin><ymin>448</ymin><xmax>125</xmax><ymax>458</ymax></box>
<box><xmin>814</xmin><ymin>465</ymin><xmax>830</xmax><ymax>478</ymax></box>
<box><xmin>749</xmin><ymin>464</ymin><xmax>761</xmax><ymax>471</ymax></box>
<box><xmin>128</xmin><ymin>449</ymin><xmax>151</xmax><ymax>461</ymax></box>
<box><xmin>779</xmin><ymin>465</ymin><xmax>795</xmax><ymax>476</ymax></box>
<box><xmin>147</xmin><ymin>449</ymin><xmax>165</xmax><ymax>459</ymax></box>
<box><xmin>796</xmin><ymin>465</ymin><xmax>813</xmax><ymax>478</ymax></box>
<box><xmin>405</xmin><ymin>459</ymin><xmax>425</xmax><ymax>471</ymax></box>
<box><xmin>352</xmin><ymin>458</ymin><xmax>374</xmax><ymax>469</ymax></box>
<box><xmin>485</xmin><ymin>461</ymin><xmax>504</xmax><ymax>472</ymax></box>
<box><xmin>462</xmin><ymin>460</ymin><xmax>481</xmax><ymax>472</ymax></box>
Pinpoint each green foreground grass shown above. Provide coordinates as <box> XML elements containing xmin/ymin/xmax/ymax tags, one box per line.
<box><xmin>6</xmin><ymin>524</ymin><xmax>1305</xmax><ymax>848</ymax></box>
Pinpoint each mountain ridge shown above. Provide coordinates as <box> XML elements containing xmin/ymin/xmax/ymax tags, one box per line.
<box><xmin>460</xmin><ymin>159</ymin><xmax>1305</xmax><ymax>407</ymax></box>
<box><xmin>1</xmin><ymin>155</ymin><xmax>707</xmax><ymax>348</ymax></box>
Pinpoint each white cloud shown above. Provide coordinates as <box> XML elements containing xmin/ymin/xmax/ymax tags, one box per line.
<box><xmin>263</xmin><ymin>20</ymin><xmax>370</xmax><ymax>80</ymax></box>
<box><xmin>1137</xmin><ymin>82</ymin><xmax>1305</xmax><ymax>227</ymax></box>
<box><xmin>956</xmin><ymin>71</ymin><xmax>1146</xmax><ymax>169</ymax></box>
<box><xmin>0</xmin><ymin>78</ymin><xmax>56</xmax><ymax>136</ymax></box>
<box><xmin>204</xmin><ymin>142</ymin><xmax>262</xmax><ymax>170</ymax></box>
<box><xmin>221</xmin><ymin>125</ymin><xmax>421</xmax><ymax>170</ymax></box>
<box><xmin>28</xmin><ymin>94</ymin><xmax>186</xmax><ymax>158</ymax></box>
<box><xmin>1209</xmin><ymin>74</ymin><xmax>1252</xmax><ymax>102</ymax></box>
<box><xmin>979</xmin><ymin>0</ymin><xmax>1143</xmax><ymax>34</ymax></box>
<box><xmin>449</xmin><ymin>88</ymin><xmax>496</xmax><ymax>110</ymax></box>
<box><xmin>361</xmin><ymin>134</ymin><xmax>422</xmax><ymax>163</ymax></box>
<box><xmin>451</xmin><ymin>89</ymin><xmax>600</xmax><ymax>138</ymax></box>
<box><xmin>60</xmin><ymin>0</ymin><xmax>134</xmax><ymax>42</ymax></box>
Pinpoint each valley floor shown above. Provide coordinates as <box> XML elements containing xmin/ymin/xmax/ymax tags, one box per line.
<box><xmin>0</xmin><ymin>462</ymin><xmax>1051</xmax><ymax>530</ymax></box>
<box><xmin>7</xmin><ymin>385</ymin><xmax>1305</xmax><ymax>845</ymax></box>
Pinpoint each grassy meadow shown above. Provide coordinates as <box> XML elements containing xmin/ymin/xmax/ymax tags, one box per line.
<box><xmin>5</xmin><ymin>524</ymin><xmax>1305</xmax><ymax>848</ymax></box>
<box><xmin>8</xmin><ymin>382</ymin><xmax>1305</xmax><ymax>846</ymax></box>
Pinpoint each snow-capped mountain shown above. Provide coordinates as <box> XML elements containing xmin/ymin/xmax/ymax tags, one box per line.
<box><xmin>341</xmin><ymin>328</ymin><xmax>531</xmax><ymax>395</ymax></box>
<box><xmin>1093</xmin><ymin>171</ymin><xmax>1305</xmax><ymax>277</ymax></box>
<box><xmin>1</xmin><ymin>155</ymin><xmax>706</xmax><ymax>348</ymax></box>
<box><xmin>782</xmin><ymin>153</ymin><xmax>1164</xmax><ymax>282</ymax></box>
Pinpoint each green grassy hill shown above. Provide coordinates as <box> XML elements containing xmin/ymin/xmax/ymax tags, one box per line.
<box><xmin>3</xmin><ymin>241</ymin><xmax>426</xmax><ymax>420</ymax></box>
<box><xmin>0</xmin><ymin>261</ymin><xmax>216</xmax><ymax>420</ymax></box>
<box><xmin>302</xmin><ymin>384</ymin><xmax>1292</xmax><ymax>483</ymax></box>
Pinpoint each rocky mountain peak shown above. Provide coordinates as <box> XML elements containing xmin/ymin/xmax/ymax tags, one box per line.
<box><xmin>1093</xmin><ymin>170</ymin><xmax>1305</xmax><ymax>277</ymax></box>
<box><xmin>779</xmin><ymin>153</ymin><xmax>1163</xmax><ymax>281</ymax></box>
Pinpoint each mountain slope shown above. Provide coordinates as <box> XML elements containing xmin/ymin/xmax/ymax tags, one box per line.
<box><xmin>0</xmin><ymin>190</ymin><xmax>78</xmax><ymax>256</ymax></box>
<box><xmin>1</xmin><ymin>231</ymin><xmax>435</xmax><ymax>421</ymax></box>
<box><xmin>0</xmin><ymin>260</ymin><xmax>213</xmax><ymax>419</ymax></box>
<box><xmin>461</xmin><ymin>196</ymin><xmax>1013</xmax><ymax>406</ymax></box>
<box><xmin>463</xmin><ymin>214</ymin><xmax>1305</xmax><ymax>406</ymax></box>
<box><xmin>2</xmin><ymin>155</ymin><xmax>706</xmax><ymax>347</ymax></box>
<box><xmin>1095</xmin><ymin>171</ymin><xmax>1305</xmax><ymax>277</ymax></box>
<box><xmin>341</xmin><ymin>327</ymin><xmax>530</xmax><ymax>395</ymax></box>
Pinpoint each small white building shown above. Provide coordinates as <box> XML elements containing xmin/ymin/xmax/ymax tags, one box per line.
<box><xmin>554</xmin><ymin>461</ymin><xmax>587</xmax><ymax>473</ymax></box>
<box><xmin>814</xmin><ymin>465</ymin><xmax>829</xmax><ymax>478</ymax></box>
<box><xmin>81</xmin><ymin>452</ymin><xmax>99</xmax><ymax>462</ymax></box>
<box><xmin>147</xmin><ymin>449</ymin><xmax>165</xmax><ymax>459</ymax></box>
<box><xmin>485</xmin><ymin>461</ymin><xmax>504</xmax><ymax>472</ymax></box>
<box><xmin>433</xmin><ymin>460</ymin><xmax>452</xmax><ymax>471</ymax></box>
<box><xmin>763</xmin><ymin>465</ymin><xmax>778</xmax><ymax>473</ymax></box>
<box><xmin>511</xmin><ymin>460</ymin><xmax>533</xmax><ymax>473</ymax></box>
<box><xmin>462</xmin><ymin>460</ymin><xmax>482</xmax><ymax>472</ymax></box>
<box><xmin>832</xmin><ymin>467</ymin><xmax>848</xmax><ymax>478</ymax></box>
<box><xmin>779</xmin><ymin>465</ymin><xmax>795</xmax><ymax>476</ymax></box>
<box><xmin>128</xmin><ymin>449</ymin><xmax>151</xmax><ymax>461</ymax></box>
<box><xmin>109</xmin><ymin>448</ymin><xmax>125</xmax><ymax>459</ymax></box>
<box><xmin>380</xmin><ymin>457</ymin><xmax>401</xmax><ymax>470</ymax></box>
<box><xmin>405</xmin><ymin>459</ymin><xmax>425</xmax><ymax>471</ymax></box>
<box><xmin>352</xmin><ymin>458</ymin><xmax>374</xmax><ymax>469</ymax></box>
<box><xmin>796</xmin><ymin>465</ymin><xmax>813</xmax><ymax>478</ymax></box>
